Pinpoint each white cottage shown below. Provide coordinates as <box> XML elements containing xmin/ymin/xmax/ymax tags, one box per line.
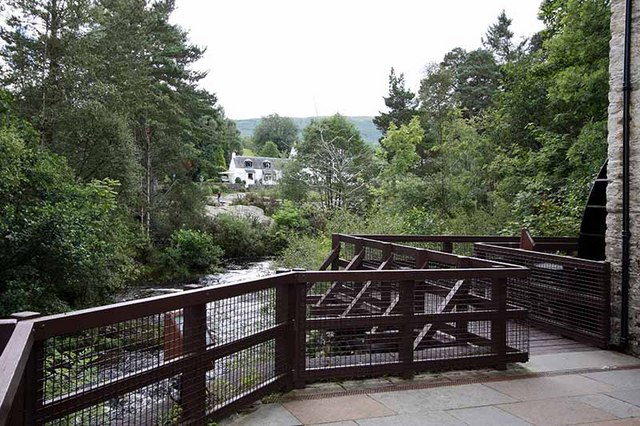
<box><xmin>219</xmin><ymin>152</ymin><xmax>286</xmax><ymax>186</ymax></box>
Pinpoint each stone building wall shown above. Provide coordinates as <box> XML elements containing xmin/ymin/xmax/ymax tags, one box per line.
<box><xmin>606</xmin><ymin>0</ymin><xmax>640</xmax><ymax>355</ymax></box>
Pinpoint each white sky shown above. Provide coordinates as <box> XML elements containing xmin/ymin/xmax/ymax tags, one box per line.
<box><xmin>171</xmin><ymin>1</ymin><xmax>544</xmax><ymax>120</ymax></box>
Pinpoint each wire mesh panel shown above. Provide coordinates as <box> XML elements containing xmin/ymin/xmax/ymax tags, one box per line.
<box><xmin>39</xmin><ymin>314</ymin><xmax>173</xmax><ymax>424</ymax></box>
<box><xmin>207</xmin><ymin>339</ymin><xmax>280</xmax><ymax>411</ymax></box>
<box><xmin>305</xmin><ymin>279</ymin><xmax>403</xmax><ymax>379</ymax></box>
<box><xmin>412</xmin><ymin>276</ymin><xmax>528</xmax><ymax>364</ymax></box>
<box><xmin>305</xmin><ymin>270</ymin><xmax>529</xmax><ymax>380</ymax></box>
<box><xmin>208</xmin><ymin>288</ymin><xmax>276</xmax><ymax>347</ymax></box>
<box><xmin>474</xmin><ymin>243</ymin><xmax>610</xmax><ymax>347</ymax></box>
<box><xmin>30</xmin><ymin>278</ymin><xmax>291</xmax><ymax>425</ymax></box>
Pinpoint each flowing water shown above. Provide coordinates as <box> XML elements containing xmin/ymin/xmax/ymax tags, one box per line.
<box><xmin>116</xmin><ymin>259</ymin><xmax>275</xmax><ymax>301</ymax></box>
<box><xmin>102</xmin><ymin>260</ymin><xmax>276</xmax><ymax>423</ymax></box>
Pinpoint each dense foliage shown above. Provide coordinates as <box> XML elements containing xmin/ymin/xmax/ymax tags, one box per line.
<box><xmin>252</xmin><ymin>114</ymin><xmax>299</xmax><ymax>155</ymax></box>
<box><xmin>374</xmin><ymin>0</ymin><xmax>610</xmax><ymax>237</ymax></box>
<box><xmin>276</xmin><ymin>0</ymin><xmax>611</xmax><ymax>270</ymax></box>
<box><xmin>0</xmin><ymin>94</ymin><xmax>137</xmax><ymax>315</ymax></box>
<box><xmin>0</xmin><ymin>0</ymin><xmax>239</xmax><ymax>314</ymax></box>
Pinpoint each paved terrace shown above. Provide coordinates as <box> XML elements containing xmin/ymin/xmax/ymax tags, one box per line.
<box><xmin>222</xmin><ymin>338</ymin><xmax>640</xmax><ymax>425</ymax></box>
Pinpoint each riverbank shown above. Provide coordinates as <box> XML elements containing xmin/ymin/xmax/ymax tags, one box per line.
<box><xmin>116</xmin><ymin>259</ymin><xmax>275</xmax><ymax>302</ymax></box>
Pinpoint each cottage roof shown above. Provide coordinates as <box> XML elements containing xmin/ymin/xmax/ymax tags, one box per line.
<box><xmin>233</xmin><ymin>156</ymin><xmax>288</xmax><ymax>170</ymax></box>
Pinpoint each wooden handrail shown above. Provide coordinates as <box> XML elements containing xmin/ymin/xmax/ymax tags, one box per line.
<box><xmin>0</xmin><ymin>321</ymin><xmax>34</xmax><ymax>425</ymax></box>
<box><xmin>354</xmin><ymin>234</ymin><xmax>579</xmax><ymax>243</ymax></box>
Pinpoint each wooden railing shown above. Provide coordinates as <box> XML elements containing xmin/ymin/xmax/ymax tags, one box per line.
<box><xmin>0</xmin><ymin>254</ymin><xmax>528</xmax><ymax>425</ymax></box>
<box><xmin>356</xmin><ymin>234</ymin><xmax>579</xmax><ymax>255</ymax></box>
<box><xmin>474</xmin><ymin>243</ymin><xmax>610</xmax><ymax>348</ymax></box>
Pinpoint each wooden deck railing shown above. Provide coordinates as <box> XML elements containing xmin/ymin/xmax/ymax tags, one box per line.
<box><xmin>474</xmin><ymin>243</ymin><xmax>610</xmax><ymax>348</ymax></box>
<box><xmin>356</xmin><ymin>234</ymin><xmax>580</xmax><ymax>255</ymax></box>
<box><xmin>0</xmin><ymin>249</ymin><xmax>528</xmax><ymax>425</ymax></box>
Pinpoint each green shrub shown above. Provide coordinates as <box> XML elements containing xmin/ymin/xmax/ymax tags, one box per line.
<box><xmin>207</xmin><ymin>214</ymin><xmax>285</xmax><ymax>259</ymax></box>
<box><xmin>277</xmin><ymin>235</ymin><xmax>331</xmax><ymax>270</ymax></box>
<box><xmin>161</xmin><ymin>229</ymin><xmax>222</xmax><ymax>279</ymax></box>
<box><xmin>273</xmin><ymin>201</ymin><xmax>311</xmax><ymax>232</ymax></box>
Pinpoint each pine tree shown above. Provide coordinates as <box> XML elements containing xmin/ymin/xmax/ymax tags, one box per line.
<box><xmin>482</xmin><ymin>10</ymin><xmax>516</xmax><ymax>64</ymax></box>
<box><xmin>373</xmin><ymin>68</ymin><xmax>418</xmax><ymax>135</ymax></box>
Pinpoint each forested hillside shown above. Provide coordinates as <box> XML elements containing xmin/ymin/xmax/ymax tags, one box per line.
<box><xmin>235</xmin><ymin>116</ymin><xmax>382</xmax><ymax>145</ymax></box>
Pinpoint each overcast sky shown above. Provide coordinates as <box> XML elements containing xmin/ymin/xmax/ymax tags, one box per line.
<box><xmin>171</xmin><ymin>1</ymin><xmax>544</xmax><ymax>120</ymax></box>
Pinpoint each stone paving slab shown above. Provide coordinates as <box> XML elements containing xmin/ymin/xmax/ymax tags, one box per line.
<box><xmin>585</xmin><ymin>369</ymin><xmax>640</xmax><ymax>390</ymax></box>
<box><xmin>355</xmin><ymin>410</ymin><xmax>465</xmax><ymax>425</ymax></box>
<box><xmin>607</xmin><ymin>389</ymin><xmax>640</xmax><ymax>407</ymax></box>
<box><xmin>524</xmin><ymin>350</ymin><xmax>640</xmax><ymax>373</ymax></box>
<box><xmin>369</xmin><ymin>383</ymin><xmax>516</xmax><ymax>414</ymax></box>
<box><xmin>221</xmin><ymin>403</ymin><xmax>301</xmax><ymax>425</ymax></box>
<box><xmin>282</xmin><ymin>395</ymin><xmax>394</xmax><ymax>425</ymax></box>
<box><xmin>447</xmin><ymin>406</ymin><xmax>532</xmax><ymax>425</ymax></box>
<box><xmin>497</xmin><ymin>398</ymin><xmax>617</xmax><ymax>425</ymax></box>
<box><xmin>484</xmin><ymin>374</ymin><xmax>614</xmax><ymax>401</ymax></box>
<box><xmin>576</xmin><ymin>394</ymin><xmax>640</xmax><ymax>418</ymax></box>
<box><xmin>584</xmin><ymin>419</ymin><xmax>640</xmax><ymax>425</ymax></box>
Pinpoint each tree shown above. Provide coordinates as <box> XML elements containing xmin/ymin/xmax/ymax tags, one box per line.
<box><xmin>373</xmin><ymin>68</ymin><xmax>418</xmax><ymax>135</ymax></box>
<box><xmin>378</xmin><ymin>117</ymin><xmax>423</xmax><ymax>181</ymax></box>
<box><xmin>453</xmin><ymin>49</ymin><xmax>500</xmax><ymax>118</ymax></box>
<box><xmin>0</xmin><ymin>92</ymin><xmax>136</xmax><ymax>315</ymax></box>
<box><xmin>259</xmin><ymin>141</ymin><xmax>281</xmax><ymax>157</ymax></box>
<box><xmin>252</xmin><ymin>114</ymin><xmax>299</xmax><ymax>153</ymax></box>
<box><xmin>279</xmin><ymin>159</ymin><xmax>310</xmax><ymax>203</ymax></box>
<box><xmin>417</xmin><ymin>63</ymin><xmax>456</xmax><ymax>163</ymax></box>
<box><xmin>298</xmin><ymin>114</ymin><xmax>372</xmax><ymax>210</ymax></box>
<box><xmin>483</xmin><ymin>10</ymin><xmax>516</xmax><ymax>63</ymax></box>
<box><xmin>1</xmin><ymin>0</ymin><xmax>237</xmax><ymax>240</ymax></box>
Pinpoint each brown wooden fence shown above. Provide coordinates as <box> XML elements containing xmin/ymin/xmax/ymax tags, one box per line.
<box><xmin>473</xmin><ymin>243</ymin><xmax>610</xmax><ymax>348</ymax></box>
<box><xmin>347</xmin><ymin>234</ymin><xmax>609</xmax><ymax>348</ymax></box>
<box><xmin>0</xmin><ymin>254</ymin><xmax>528</xmax><ymax>424</ymax></box>
<box><xmin>355</xmin><ymin>234</ymin><xmax>579</xmax><ymax>256</ymax></box>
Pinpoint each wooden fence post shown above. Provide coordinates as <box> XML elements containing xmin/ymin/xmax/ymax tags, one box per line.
<box><xmin>331</xmin><ymin>234</ymin><xmax>341</xmax><ymax>271</ymax></box>
<box><xmin>292</xmin><ymin>283</ymin><xmax>307</xmax><ymax>389</ymax></box>
<box><xmin>276</xmin><ymin>281</ymin><xmax>295</xmax><ymax>390</ymax></box>
<box><xmin>491</xmin><ymin>277</ymin><xmax>507</xmax><ymax>370</ymax></box>
<box><xmin>9</xmin><ymin>312</ymin><xmax>41</xmax><ymax>426</ymax></box>
<box><xmin>399</xmin><ymin>280</ymin><xmax>415</xmax><ymax>379</ymax></box>
<box><xmin>181</xmin><ymin>289</ymin><xmax>207</xmax><ymax>422</ymax></box>
<box><xmin>442</xmin><ymin>241</ymin><xmax>453</xmax><ymax>253</ymax></box>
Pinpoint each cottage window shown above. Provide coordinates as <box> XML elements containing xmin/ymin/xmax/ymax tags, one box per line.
<box><xmin>248</xmin><ymin>172</ymin><xmax>254</xmax><ymax>180</ymax></box>
<box><xmin>263</xmin><ymin>161</ymin><xmax>271</xmax><ymax>168</ymax></box>
<box><xmin>244</xmin><ymin>159</ymin><xmax>253</xmax><ymax>168</ymax></box>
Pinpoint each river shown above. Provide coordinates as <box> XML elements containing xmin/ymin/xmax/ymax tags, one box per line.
<box><xmin>101</xmin><ymin>260</ymin><xmax>276</xmax><ymax>424</ymax></box>
<box><xmin>116</xmin><ymin>259</ymin><xmax>275</xmax><ymax>302</ymax></box>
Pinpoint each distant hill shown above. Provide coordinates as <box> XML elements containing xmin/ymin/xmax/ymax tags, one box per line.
<box><xmin>234</xmin><ymin>116</ymin><xmax>382</xmax><ymax>145</ymax></box>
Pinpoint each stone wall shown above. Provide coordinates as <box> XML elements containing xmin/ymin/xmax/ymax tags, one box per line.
<box><xmin>606</xmin><ymin>0</ymin><xmax>640</xmax><ymax>355</ymax></box>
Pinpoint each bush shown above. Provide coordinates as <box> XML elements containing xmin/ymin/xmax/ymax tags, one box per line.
<box><xmin>273</xmin><ymin>201</ymin><xmax>311</xmax><ymax>232</ymax></box>
<box><xmin>207</xmin><ymin>214</ymin><xmax>285</xmax><ymax>259</ymax></box>
<box><xmin>0</xmin><ymin>125</ymin><xmax>138</xmax><ymax>316</ymax></box>
<box><xmin>272</xmin><ymin>201</ymin><xmax>327</xmax><ymax>235</ymax></box>
<box><xmin>277</xmin><ymin>235</ymin><xmax>331</xmax><ymax>270</ymax></box>
<box><xmin>161</xmin><ymin>229</ymin><xmax>222</xmax><ymax>280</ymax></box>
<box><xmin>234</xmin><ymin>192</ymin><xmax>280</xmax><ymax>215</ymax></box>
